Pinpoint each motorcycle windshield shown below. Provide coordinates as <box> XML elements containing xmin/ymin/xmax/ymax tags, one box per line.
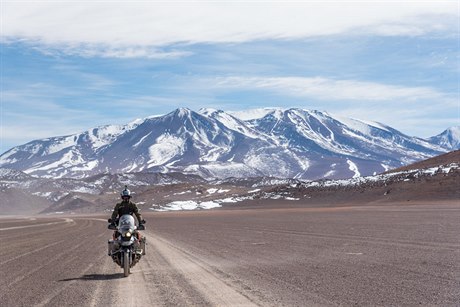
<box><xmin>118</xmin><ymin>214</ymin><xmax>135</xmax><ymax>231</ymax></box>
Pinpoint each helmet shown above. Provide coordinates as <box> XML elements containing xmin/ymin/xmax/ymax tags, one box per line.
<box><xmin>120</xmin><ymin>186</ymin><xmax>131</xmax><ymax>199</ymax></box>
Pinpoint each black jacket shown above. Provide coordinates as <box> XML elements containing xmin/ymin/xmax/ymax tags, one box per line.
<box><xmin>111</xmin><ymin>200</ymin><xmax>142</xmax><ymax>222</ymax></box>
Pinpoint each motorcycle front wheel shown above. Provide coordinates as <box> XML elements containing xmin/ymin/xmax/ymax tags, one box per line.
<box><xmin>123</xmin><ymin>251</ymin><xmax>130</xmax><ymax>277</ymax></box>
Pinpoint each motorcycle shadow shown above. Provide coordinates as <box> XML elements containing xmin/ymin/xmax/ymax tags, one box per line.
<box><xmin>59</xmin><ymin>273</ymin><xmax>124</xmax><ymax>282</ymax></box>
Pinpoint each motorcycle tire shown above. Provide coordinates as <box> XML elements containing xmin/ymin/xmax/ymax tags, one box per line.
<box><xmin>123</xmin><ymin>251</ymin><xmax>130</xmax><ymax>277</ymax></box>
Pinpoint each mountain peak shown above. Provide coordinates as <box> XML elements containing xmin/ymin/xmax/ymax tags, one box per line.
<box><xmin>446</xmin><ymin>126</ymin><xmax>460</xmax><ymax>135</ymax></box>
<box><xmin>173</xmin><ymin>107</ymin><xmax>193</xmax><ymax>117</ymax></box>
<box><xmin>198</xmin><ymin>108</ymin><xmax>221</xmax><ymax>116</ymax></box>
<box><xmin>429</xmin><ymin>126</ymin><xmax>460</xmax><ymax>150</ymax></box>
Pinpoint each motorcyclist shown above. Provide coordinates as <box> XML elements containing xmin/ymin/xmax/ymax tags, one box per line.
<box><xmin>109</xmin><ymin>186</ymin><xmax>145</xmax><ymax>238</ymax></box>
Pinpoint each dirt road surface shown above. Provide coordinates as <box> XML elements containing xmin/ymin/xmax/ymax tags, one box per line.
<box><xmin>1</xmin><ymin>201</ymin><xmax>459</xmax><ymax>306</ymax></box>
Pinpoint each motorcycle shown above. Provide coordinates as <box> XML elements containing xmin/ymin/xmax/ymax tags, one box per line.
<box><xmin>107</xmin><ymin>214</ymin><xmax>146</xmax><ymax>277</ymax></box>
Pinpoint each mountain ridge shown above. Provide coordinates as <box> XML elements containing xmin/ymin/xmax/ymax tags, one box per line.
<box><xmin>0</xmin><ymin>107</ymin><xmax>456</xmax><ymax>180</ymax></box>
<box><xmin>1</xmin><ymin>149</ymin><xmax>458</xmax><ymax>215</ymax></box>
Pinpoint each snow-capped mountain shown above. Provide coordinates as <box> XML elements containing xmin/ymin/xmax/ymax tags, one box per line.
<box><xmin>2</xmin><ymin>150</ymin><xmax>458</xmax><ymax>215</ymax></box>
<box><xmin>428</xmin><ymin>126</ymin><xmax>460</xmax><ymax>150</ymax></box>
<box><xmin>0</xmin><ymin>107</ymin><xmax>450</xmax><ymax>180</ymax></box>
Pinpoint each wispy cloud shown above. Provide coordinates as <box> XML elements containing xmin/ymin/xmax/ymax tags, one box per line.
<box><xmin>3</xmin><ymin>2</ymin><xmax>457</xmax><ymax>57</ymax></box>
<box><xmin>210</xmin><ymin>76</ymin><xmax>449</xmax><ymax>102</ymax></box>
<box><xmin>1</xmin><ymin>101</ymin><xmax>99</xmax><ymax>152</ymax></box>
<box><xmin>31</xmin><ymin>43</ymin><xmax>193</xmax><ymax>59</ymax></box>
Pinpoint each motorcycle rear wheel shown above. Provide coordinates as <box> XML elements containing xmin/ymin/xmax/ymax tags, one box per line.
<box><xmin>123</xmin><ymin>251</ymin><xmax>130</xmax><ymax>277</ymax></box>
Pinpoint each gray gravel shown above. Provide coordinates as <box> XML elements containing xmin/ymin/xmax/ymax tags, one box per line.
<box><xmin>0</xmin><ymin>201</ymin><xmax>459</xmax><ymax>306</ymax></box>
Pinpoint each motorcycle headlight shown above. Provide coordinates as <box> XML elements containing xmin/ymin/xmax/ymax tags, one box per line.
<box><xmin>123</xmin><ymin>231</ymin><xmax>132</xmax><ymax>237</ymax></box>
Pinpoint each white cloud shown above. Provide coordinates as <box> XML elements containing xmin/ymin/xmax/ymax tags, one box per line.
<box><xmin>211</xmin><ymin>76</ymin><xmax>447</xmax><ymax>102</ymax></box>
<box><xmin>2</xmin><ymin>2</ymin><xmax>457</xmax><ymax>57</ymax></box>
<box><xmin>31</xmin><ymin>44</ymin><xmax>193</xmax><ymax>59</ymax></box>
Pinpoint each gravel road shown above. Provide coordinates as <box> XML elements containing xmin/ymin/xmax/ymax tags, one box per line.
<box><xmin>1</xmin><ymin>201</ymin><xmax>459</xmax><ymax>306</ymax></box>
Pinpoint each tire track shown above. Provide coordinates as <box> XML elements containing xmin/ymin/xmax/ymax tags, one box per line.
<box><xmin>0</xmin><ymin>218</ymin><xmax>74</xmax><ymax>231</ymax></box>
<box><xmin>236</xmin><ymin>226</ymin><xmax>460</xmax><ymax>250</ymax></box>
<box><xmin>0</xmin><ymin>239</ymin><xmax>66</xmax><ymax>266</ymax></box>
<box><xmin>147</xmin><ymin>232</ymin><xmax>261</xmax><ymax>306</ymax></box>
<box><xmin>88</xmin><ymin>256</ymin><xmax>121</xmax><ymax>307</ymax></box>
<box><xmin>135</xmin><ymin>238</ymin><xmax>211</xmax><ymax>306</ymax></box>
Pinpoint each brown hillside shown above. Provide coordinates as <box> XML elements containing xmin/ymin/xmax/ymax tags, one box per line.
<box><xmin>385</xmin><ymin>150</ymin><xmax>460</xmax><ymax>174</ymax></box>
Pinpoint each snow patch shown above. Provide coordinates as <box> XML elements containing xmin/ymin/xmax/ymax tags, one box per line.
<box><xmin>228</xmin><ymin>108</ymin><xmax>282</xmax><ymax>121</ymax></box>
<box><xmin>333</xmin><ymin>115</ymin><xmax>390</xmax><ymax>134</ymax></box>
<box><xmin>154</xmin><ymin>200</ymin><xmax>221</xmax><ymax>211</ymax></box>
<box><xmin>46</xmin><ymin>136</ymin><xmax>76</xmax><ymax>154</ymax></box>
<box><xmin>32</xmin><ymin>191</ymin><xmax>52</xmax><ymax>197</ymax></box>
<box><xmin>133</xmin><ymin>132</ymin><xmax>152</xmax><ymax>148</ymax></box>
<box><xmin>347</xmin><ymin>159</ymin><xmax>361</xmax><ymax>178</ymax></box>
<box><xmin>89</xmin><ymin>124</ymin><xmax>133</xmax><ymax>150</ymax></box>
<box><xmin>173</xmin><ymin>190</ymin><xmax>192</xmax><ymax>195</ymax></box>
<box><xmin>207</xmin><ymin>188</ymin><xmax>230</xmax><ymax>194</ymax></box>
<box><xmin>72</xmin><ymin>187</ymin><xmax>97</xmax><ymax>194</ymax></box>
<box><xmin>148</xmin><ymin>135</ymin><xmax>184</xmax><ymax>167</ymax></box>
<box><xmin>25</xmin><ymin>150</ymin><xmax>84</xmax><ymax>173</ymax></box>
<box><xmin>303</xmin><ymin>163</ymin><xmax>459</xmax><ymax>189</ymax></box>
<box><xmin>70</xmin><ymin>160</ymin><xmax>99</xmax><ymax>172</ymax></box>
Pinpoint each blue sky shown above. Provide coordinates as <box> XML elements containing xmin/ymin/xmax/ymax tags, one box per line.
<box><xmin>1</xmin><ymin>1</ymin><xmax>459</xmax><ymax>153</ymax></box>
